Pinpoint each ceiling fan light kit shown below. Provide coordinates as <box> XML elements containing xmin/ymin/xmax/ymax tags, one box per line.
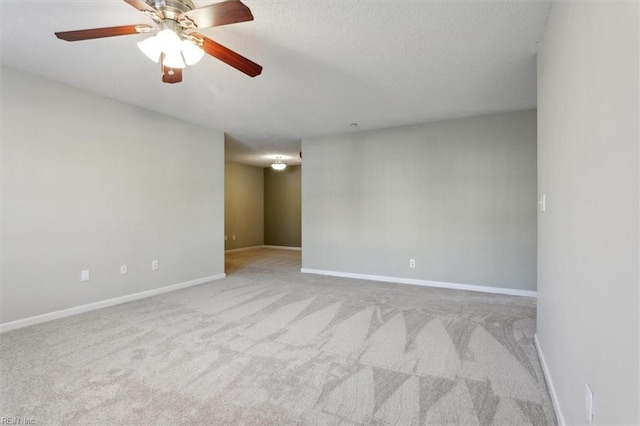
<box><xmin>271</xmin><ymin>158</ymin><xmax>286</xmax><ymax>171</ymax></box>
<box><xmin>137</xmin><ymin>21</ymin><xmax>205</xmax><ymax>68</ymax></box>
<box><xmin>55</xmin><ymin>0</ymin><xmax>262</xmax><ymax>84</ymax></box>
<box><xmin>180</xmin><ymin>39</ymin><xmax>205</xmax><ymax>65</ymax></box>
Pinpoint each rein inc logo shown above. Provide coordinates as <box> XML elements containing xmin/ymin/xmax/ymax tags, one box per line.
<box><xmin>0</xmin><ymin>418</ymin><xmax>35</xmax><ymax>425</ymax></box>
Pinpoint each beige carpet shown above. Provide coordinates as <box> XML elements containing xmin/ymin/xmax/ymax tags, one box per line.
<box><xmin>1</xmin><ymin>248</ymin><xmax>556</xmax><ymax>425</ymax></box>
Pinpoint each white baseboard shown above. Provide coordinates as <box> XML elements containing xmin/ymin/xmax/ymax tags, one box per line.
<box><xmin>534</xmin><ymin>334</ymin><xmax>565</xmax><ymax>425</ymax></box>
<box><xmin>0</xmin><ymin>274</ymin><xmax>226</xmax><ymax>333</ymax></box>
<box><xmin>300</xmin><ymin>268</ymin><xmax>537</xmax><ymax>298</ymax></box>
<box><xmin>262</xmin><ymin>245</ymin><xmax>302</xmax><ymax>251</ymax></box>
<box><xmin>225</xmin><ymin>245</ymin><xmax>264</xmax><ymax>253</ymax></box>
<box><xmin>226</xmin><ymin>245</ymin><xmax>302</xmax><ymax>253</ymax></box>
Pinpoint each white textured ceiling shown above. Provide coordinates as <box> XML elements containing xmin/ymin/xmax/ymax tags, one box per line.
<box><xmin>1</xmin><ymin>0</ymin><xmax>550</xmax><ymax>167</ymax></box>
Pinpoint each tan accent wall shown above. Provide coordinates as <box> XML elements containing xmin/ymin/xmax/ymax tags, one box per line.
<box><xmin>264</xmin><ymin>165</ymin><xmax>301</xmax><ymax>248</ymax></box>
<box><xmin>224</xmin><ymin>161</ymin><xmax>264</xmax><ymax>250</ymax></box>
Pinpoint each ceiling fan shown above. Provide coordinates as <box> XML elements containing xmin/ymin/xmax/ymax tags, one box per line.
<box><xmin>55</xmin><ymin>0</ymin><xmax>262</xmax><ymax>84</ymax></box>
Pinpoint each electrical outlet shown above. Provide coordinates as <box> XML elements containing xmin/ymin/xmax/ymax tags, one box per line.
<box><xmin>81</xmin><ymin>270</ymin><xmax>90</xmax><ymax>282</ymax></box>
<box><xmin>232</xmin><ymin>235</ymin><xmax>236</xmax><ymax>241</ymax></box>
<box><xmin>539</xmin><ymin>194</ymin><xmax>546</xmax><ymax>212</ymax></box>
<box><xmin>225</xmin><ymin>235</ymin><xmax>228</xmax><ymax>241</ymax></box>
<box><xmin>120</xmin><ymin>264</ymin><xmax>128</xmax><ymax>275</ymax></box>
<box><xmin>585</xmin><ymin>384</ymin><xmax>594</xmax><ymax>424</ymax></box>
<box><xmin>151</xmin><ymin>260</ymin><xmax>159</xmax><ymax>270</ymax></box>
<box><xmin>409</xmin><ymin>259</ymin><xmax>416</xmax><ymax>268</ymax></box>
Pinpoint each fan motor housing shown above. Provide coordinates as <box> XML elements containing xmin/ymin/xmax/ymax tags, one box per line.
<box><xmin>145</xmin><ymin>0</ymin><xmax>195</xmax><ymax>20</ymax></box>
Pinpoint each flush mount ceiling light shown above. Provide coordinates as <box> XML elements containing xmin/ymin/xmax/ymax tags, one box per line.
<box><xmin>271</xmin><ymin>157</ymin><xmax>287</xmax><ymax>171</ymax></box>
<box><xmin>54</xmin><ymin>0</ymin><xmax>262</xmax><ymax>84</ymax></box>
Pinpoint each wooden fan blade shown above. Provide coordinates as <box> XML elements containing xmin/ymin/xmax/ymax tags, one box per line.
<box><xmin>178</xmin><ymin>0</ymin><xmax>253</xmax><ymax>29</ymax></box>
<box><xmin>123</xmin><ymin>0</ymin><xmax>163</xmax><ymax>19</ymax></box>
<box><xmin>193</xmin><ymin>33</ymin><xmax>262</xmax><ymax>77</ymax></box>
<box><xmin>55</xmin><ymin>24</ymin><xmax>153</xmax><ymax>42</ymax></box>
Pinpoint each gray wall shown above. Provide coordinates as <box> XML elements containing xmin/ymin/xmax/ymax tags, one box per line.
<box><xmin>537</xmin><ymin>3</ymin><xmax>639</xmax><ymax>425</ymax></box>
<box><xmin>264</xmin><ymin>165</ymin><xmax>301</xmax><ymax>247</ymax></box>
<box><xmin>302</xmin><ymin>110</ymin><xmax>537</xmax><ymax>291</ymax></box>
<box><xmin>224</xmin><ymin>161</ymin><xmax>264</xmax><ymax>250</ymax></box>
<box><xmin>1</xmin><ymin>67</ymin><xmax>225</xmax><ymax>324</ymax></box>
